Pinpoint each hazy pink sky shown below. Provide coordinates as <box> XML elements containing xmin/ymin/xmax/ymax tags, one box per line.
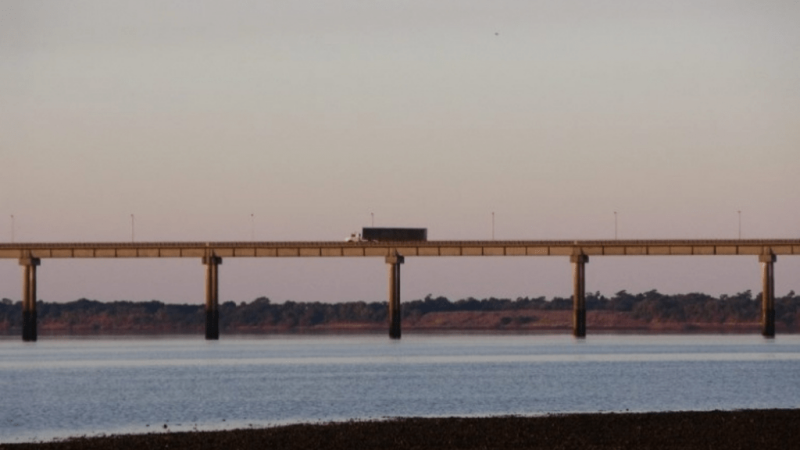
<box><xmin>2</xmin><ymin>0</ymin><xmax>799</xmax><ymax>304</ymax></box>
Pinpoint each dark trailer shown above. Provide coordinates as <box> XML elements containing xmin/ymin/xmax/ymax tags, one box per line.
<box><xmin>362</xmin><ymin>227</ymin><xmax>427</xmax><ymax>242</ymax></box>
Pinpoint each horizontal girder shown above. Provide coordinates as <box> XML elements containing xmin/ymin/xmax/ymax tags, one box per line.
<box><xmin>1</xmin><ymin>239</ymin><xmax>798</xmax><ymax>259</ymax></box>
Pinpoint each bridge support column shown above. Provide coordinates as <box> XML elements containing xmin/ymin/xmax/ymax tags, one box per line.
<box><xmin>386</xmin><ymin>253</ymin><xmax>404</xmax><ymax>339</ymax></box>
<box><xmin>20</xmin><ymin>257</ymin><xmax>41</xmax><ymax>342</ymax></box>
<box><xmin>571</xmin><ymin>254</ymin><xmax>588</xmax><ymax>338</ymax></box>
<box><xmin>760</xmin><ymin>254</ymin><xmax>776</xmax><ymax>338</ymax></box>
<box><xmin>203</xmin><ymin>255</ymin><xmax>222</xmax><ymax>340</ymax></box>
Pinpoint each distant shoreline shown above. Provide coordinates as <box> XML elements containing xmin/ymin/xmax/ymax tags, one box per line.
<box><xmin>4</xmin><ymin>409</ymin><xmax>799</xmax><ymax>449</ymax></box>
<box><xmin>2</xmin><ymin>325</ymin><xmax>795</xmax><ymax>337</ymax></box>
<box><xmin>2</xmin><ymin>323</ymin><xmax>796</xmax><ymax>337</ymax></box>
<box><xmin>3</xmin><ymin>293</ymin><xmax>798</xmax><ymax>335</ymax></box>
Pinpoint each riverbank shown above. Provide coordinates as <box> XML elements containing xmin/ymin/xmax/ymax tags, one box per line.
<box><xmin>4</xmin><ymin>309</ymin><xmax>791</xmax><ymax>336</ymax></box>
<box><xmin>4</xmin><ymin>293</ymin><xmax>798</xmax><ymax>336</ymax></box>
<box><xmin>4</xmin><ymin>409</ymin><xmax>798</xmax><ymax>450</ymax></box>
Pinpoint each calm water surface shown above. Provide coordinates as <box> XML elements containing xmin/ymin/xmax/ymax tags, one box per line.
<box><xmin>2</xmin><ymin>334</ymin><xmax>799</xmax><ymax>443</ymax></box>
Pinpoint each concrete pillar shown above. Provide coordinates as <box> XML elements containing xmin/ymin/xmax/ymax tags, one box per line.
<box><xmin>386</xmin><ymin>253</ymin><xmax>404</xmax><ymax>339</ymax></box>
<box><xmin>203</xmin><ymin>255</ymin><xmax>222</xmax><ymax>340</ymax></box>
<box><xmin>20</xmin><ymin>257</ymin><xmax>41</xmax><ymax>342</ymax></box>
<box><xmin>571</xmin><ymin>254</ymin><xmax>588</xmax><ymax>338</ymax></box>
<box><xmin>760</xmin><ymin>254</ymin><xmax>776</xmax><ymax>338</ymax></box>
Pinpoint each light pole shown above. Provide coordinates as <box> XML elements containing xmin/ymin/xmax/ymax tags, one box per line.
<box><xmin>614</xmin><ymin>211</ymin><xmax>618</xmax><ymax>240</ymax></box>
<box><xmin>738</xmin><ymin>210</ymin><xmax>741</xmax><ymax>240</ymax></box>
<box><xmin>371</xmin><ymin>212</ymin><xmax>374</xmax><ymax>227</ymax></box>
<box><xmin>251</xmin><ymin>213</ymin><xmax>255</xmax><ymax>242</ymax></box>
<box><xmin>130</xmin><ymin>214</ymin><xmax>135</xmax><ymax>242</ymax></box>
<box><xmin>491</xmin><ymin>212</ymin><xmax>495</xmax><ymax>240</ymax></box>
<box><xmin>10</xmin><ymin>215</ymin><xmax>14</xmax><ymax>242</ymax></box>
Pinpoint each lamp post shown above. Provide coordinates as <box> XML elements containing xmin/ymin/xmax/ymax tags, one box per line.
<box><xmin>130</xmin><ymin>214</ymin><xmax>135</xmax><ymax>242</ymax></box>
<box><xmin>371</xmin><ymin>212</ymin><xmax>374</xmax><ymax>227</ymax></box>
<box><xmin>614</xmin><ymin>211</ymin><xmax>618</xmax><ymax>240</ymax></box>
<box><xmin>10</xmin><ymin>215</ymin><xmax>14</xmax><ymax>242</ymax></box>
<box><xmin>738</xmin><ymin>210</ymin><xmax>741</xmax><ymax>240</ymax></box>
<box><xmin>251</xmin><ymin>213</ymin><xmax>255</xmax><ymax>242</ymax></box>
<box><xmin>491</xmin><ymin>212</ymin><xmax>495</xmax><ymax>240</ymax></box>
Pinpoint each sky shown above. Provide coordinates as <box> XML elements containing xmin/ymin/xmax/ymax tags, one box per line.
<box><xmin>1</xmin><ymin>0</ymin><xmax>799</xmax><ymax>304</ymax></box>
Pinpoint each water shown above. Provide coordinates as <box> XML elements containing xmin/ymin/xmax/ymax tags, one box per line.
<box><xmin>2</xmin><ymin>333</ymin><xmax>800</xmax><ymax>443</ymax></box>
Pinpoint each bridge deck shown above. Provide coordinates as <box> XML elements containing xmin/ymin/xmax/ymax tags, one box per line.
<box><xmin>1</xmin><ymin>239</ymin><xmax>798</xmax><ymax>259</ymax></box>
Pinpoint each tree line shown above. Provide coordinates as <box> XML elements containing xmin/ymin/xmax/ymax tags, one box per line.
<box><xmin>0</xmin><ymin>290</ymin><xmax>798</xmax><ymax>332</ymax></box>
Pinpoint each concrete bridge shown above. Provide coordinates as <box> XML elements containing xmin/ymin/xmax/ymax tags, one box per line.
<box><xmin>3</xmin><ymin>239</ymin><xmax>798</xmax><ymax>341</ymax></box>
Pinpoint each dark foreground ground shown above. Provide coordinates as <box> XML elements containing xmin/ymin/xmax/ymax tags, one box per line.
<box><xmin>3</xmin><ymin>410</ymin><xmax>798</xmax><ymax>450</ymax></box>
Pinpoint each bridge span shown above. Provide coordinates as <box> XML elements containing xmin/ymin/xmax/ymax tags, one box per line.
<box><xmin>2</xmin><ymin>239</ymin><xmax>798</xmax><ymax>341</ymax></box>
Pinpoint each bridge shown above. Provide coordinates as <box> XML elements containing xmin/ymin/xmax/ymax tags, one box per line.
<box><xmin>3</xmin><ymin>239</ymin><xmax>798</xmax><ymax>341</ymax></box>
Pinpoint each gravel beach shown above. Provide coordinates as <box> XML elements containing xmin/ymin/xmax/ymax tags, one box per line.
<box><xmin>3</xmin><ymin>409</ymin><xmax>798</xmax><ymax>450</ymax></box>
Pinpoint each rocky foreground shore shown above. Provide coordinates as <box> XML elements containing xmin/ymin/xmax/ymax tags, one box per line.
<box><xmin>4</xmin><ymin>409</ymin><xmax>798</xmax><ymax>450</ymax></box>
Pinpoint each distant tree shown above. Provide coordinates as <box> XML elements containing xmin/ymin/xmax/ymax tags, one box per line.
<box><xmin>2</xmin><ymin>290</ymin><xmax>797</xmax><ymax>335</ymax></box>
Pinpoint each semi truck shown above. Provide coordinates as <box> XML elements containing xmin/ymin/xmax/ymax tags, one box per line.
<box><xmin>345</xmin><ymin>227</ymin><xmax>427</xmax><ymax>242</ymax></box>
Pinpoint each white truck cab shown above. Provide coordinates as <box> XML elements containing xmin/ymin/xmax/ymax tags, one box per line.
<box><xmin>345</xmin><ymin>233</ymin><xmax>363</xmax><ymax>242</ymax></box>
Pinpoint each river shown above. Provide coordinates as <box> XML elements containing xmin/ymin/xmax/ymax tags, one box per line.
<box><xmin>1</xmin><ymin>333</ymin><xmax>799</xmax><ymax>443</ymax></box>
